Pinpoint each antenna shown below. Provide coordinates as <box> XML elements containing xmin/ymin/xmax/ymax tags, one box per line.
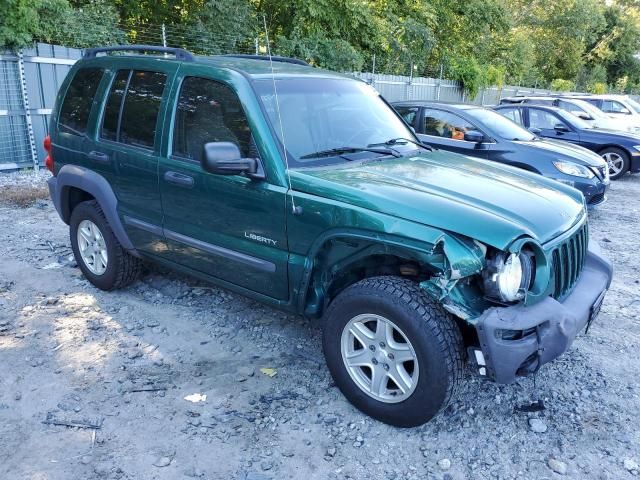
<box><xmin>262</xmin><ymin>15</ymin><xmax>302</xmax><ymax>215</ymax></box>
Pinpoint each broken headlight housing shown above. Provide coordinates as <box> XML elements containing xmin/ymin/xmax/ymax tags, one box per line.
<box><xmin>482</xmin><ymin>251</ymin><xmax>534</xmax><ymax>303</ymax></box>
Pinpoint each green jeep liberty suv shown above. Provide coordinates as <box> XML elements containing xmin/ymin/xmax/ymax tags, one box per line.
<box><xmin>46</xmin><ymin>46</ymin><xmax>613</xmax><ymax>427</ymax></box>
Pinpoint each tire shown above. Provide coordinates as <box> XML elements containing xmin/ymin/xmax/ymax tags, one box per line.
<box><xmin>322</xmin><ymin>276</ymin><xmax>464</xmax><ymax>427</ymax></box>
<box><xmin>70</xmin><ymin>200</ymin><xmax>142</xmax><ymax>291</ymax></box>
<box><xmin>600</xmin><ymin>147</ymin><xmax>629</xmax><ymax>180</ymax></box>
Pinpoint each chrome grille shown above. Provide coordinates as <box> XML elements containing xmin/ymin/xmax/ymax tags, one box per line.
<box><xmin>551</xmin><ymin>223</ymin><xmax>588</xmax><ymax>299</ymax></box>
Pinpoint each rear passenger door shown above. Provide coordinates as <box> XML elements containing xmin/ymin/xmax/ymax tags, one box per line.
<box><xmin>91</xmin><ymin>64</ymin><xmax>177</xmax><ymax>253</ymax></box>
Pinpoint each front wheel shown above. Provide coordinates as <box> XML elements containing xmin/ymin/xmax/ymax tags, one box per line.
<box><xmin>322</xmin><ymin>276</ymin><xmax>464</xmax><ymax>427</ymax></box>
<box><xmin>600</xmin><ymin>147</ymin><xmax>629</xmax><ymax>180</ymax></box>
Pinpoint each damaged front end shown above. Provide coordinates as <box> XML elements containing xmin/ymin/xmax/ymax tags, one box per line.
<box><xmin>420</xmin><ymin>224</ymin><xmax>613</xmax><ymax>384</ymax></box>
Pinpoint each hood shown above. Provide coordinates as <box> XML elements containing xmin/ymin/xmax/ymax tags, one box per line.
<box><xmin>515</xmin><ymin>139</ymin><xmax>606</xmax><ymax>167</ymax></box>
<box><xmin>290</xmin><ymin>151</ymin><xmax>585</xmax><ymax>250</ymax></box>
<box><xmin>585</xmin><ymin>127</ymin><xmax>640</xmax><ymax>143</ymax></box>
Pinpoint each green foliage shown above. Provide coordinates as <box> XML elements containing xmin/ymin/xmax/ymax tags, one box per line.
<box><xmin>3</xmin><ymin>0</ymin><xmax>640</xmax><ymax>93</ymax></box>
<box><xmin>550</xmin><ymin>79</ymin><xmax>576</xmax><ymax>92</ymax></box>
<box><xmin>0</xmin><ymin>0</ymin><xmax>124</xmax><ymax>49</ymax></box>
<box><xmin>589</xmin><ymin>82</ymin><xmax>607</xmax><ymax>94</ymax></box>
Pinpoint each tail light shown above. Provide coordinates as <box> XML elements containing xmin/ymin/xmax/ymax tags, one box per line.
<box><xmin>44</xmin><ymin>135</ymin><xmax>54</xmax><ymax>173</ymax></box>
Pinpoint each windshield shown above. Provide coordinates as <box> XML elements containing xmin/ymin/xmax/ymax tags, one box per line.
<box><xmin>569</xmin><ymin>99</ymin><xmax>606</xmax><ymax>119</ymax></box>
<box><xmin>623</xmin><ymin>97</ymin><xmax>640</xmax><ymax>114</ymax></box>
<box><xmin>254</xmin><ymin>78</ymin><xmax>417</xmax><ymax>167</ymax></box>
<box><xmin>556</xmin><ymin>109</ymin><xmax>592</xmax><ymax>129</ymax></box>
<box><xmin>465</xmin><ymin>108</ymin><xmax>535</xmax><ymax>141</ymax></box>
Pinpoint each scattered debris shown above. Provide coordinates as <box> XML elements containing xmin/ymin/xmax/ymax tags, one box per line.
<box><xmin>260</xmin><ymin>368</ymin><xmax>277</xmax><ymax>378</ymax></box>
<box><xmin>547</xmin><ymin>458</ymin><xmax>567</xmax><ymax>475</ymax></box>
<box><xmin>43</xmin><ymin>412</ymin><xmax>103</xmax><ymax>430</ymax></box>
<box><xmin>184</xmin><ymin>393</ymin><xmax>207</xmax><ymax>403</ymax></box>
<box><xmin>528</xmin><ymin>418</ymin><xmax>548</xmax><ymax>433</ymax></box>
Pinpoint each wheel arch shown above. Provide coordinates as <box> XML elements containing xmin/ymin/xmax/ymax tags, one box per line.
<box><xmin>297</xmin><ymin>228</ymin><xmax>485</xmax><ymax>319</ymax></box>
<box><xmin>54</xmin><ymin>164</ymin><xmax>137</xmax><ymax>253</ymax></box>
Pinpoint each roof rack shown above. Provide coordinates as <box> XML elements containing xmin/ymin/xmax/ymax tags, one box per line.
<box><xmin>83</xmin><ymin>45</ymin><xmax>194</xmax><ymax>62</ymax></box>
<box><xmin>222</xmin><ymin>54</ymin><xmax>309</xmax><ymax>66</ymax></box>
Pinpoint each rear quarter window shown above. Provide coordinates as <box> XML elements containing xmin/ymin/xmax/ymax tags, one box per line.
<box><xmin>58</xmin><ymin>68</ymin><xmax>104</xmax><ymax>135</ymax></box>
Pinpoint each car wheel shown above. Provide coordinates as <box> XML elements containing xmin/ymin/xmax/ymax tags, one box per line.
<box><xmin>322</xmin><ymin>276</ymin><xmax>464</xmax><ymax>427</ymax></box>
<box><xmin>70</xmin><ymin>200</ymin><xmax>142</xmax><ymax>290</ymax></box>
<box><xmin>600</xmin><ymin>147</ymin><xmax>629</xmax><ymax>180</ymax></box>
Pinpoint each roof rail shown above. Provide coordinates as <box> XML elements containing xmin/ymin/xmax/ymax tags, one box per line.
<box><xmin>222</xmin><ymin>54</ymin><xmax>309</xmax><ymax>66</ymax></box>
<box><xmin>83</xmin><ymin>45</ymin><xmax>195</xmax><ymax>62</ymax></box>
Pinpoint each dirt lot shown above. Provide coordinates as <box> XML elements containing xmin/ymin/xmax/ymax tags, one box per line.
<box><xmin>0</xmin><ymin>170</ymin><xmax>638</xmax><ymax>480</ymax></box>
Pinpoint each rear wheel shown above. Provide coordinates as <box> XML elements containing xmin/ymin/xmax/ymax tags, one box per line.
<box><xmin>600</xmin><ymin>147</ymin><xmax>629</xmax><ymax>180</ymax></box>
<box><xmin>322</xmin><ymin>276</ymin><xmax>464</xmax><ymax>427</ymax></box>
<box><xmin>70</xmin><ymin>200</ymin><xmax>142</xmax><ymax>290</ymax></box>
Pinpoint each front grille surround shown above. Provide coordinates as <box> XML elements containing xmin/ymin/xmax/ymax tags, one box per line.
<box><xmin>550</xmin><ymin>223</ymin><xmax>589</xmax><ymax>299</ymax></box>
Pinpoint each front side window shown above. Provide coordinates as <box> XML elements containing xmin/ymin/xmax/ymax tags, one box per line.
<box><xmin>498</xmin><ymin>107</ymin><xmax>524</xmax><ymax>126</ymax></box>
<box><xmin>528</xmin><ymin>109</ymin><xmax>562</xmax><ymax>130</ymax></box>
<box><xmin>100</xmin><ymin>70</ymin><xmax>167</xmax><ymax>148</ymax></box>
<box><xmin>173</xmin><ymin>77</ymin><xmax>253</xmax><ymax>162</ymax></box>
<box><xmin>423</xmin><ymin>109</ymin><xmax>474</xmax><ymax>140</ymax></box>
<box><xmin>58</xmin><ymin>68</ymin><xmax>104</xmax><ymax>135</ymax></box>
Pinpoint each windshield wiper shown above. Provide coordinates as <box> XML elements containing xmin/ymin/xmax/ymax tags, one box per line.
<box><xmin>299</xmin><ymin>146</ymin><xmax>401</xmax><ymax>160</ymax></box>
<box><xmin>368</xmin><ymin>137</ymin><xmax>433</xmax><ymax>151</ymax></box>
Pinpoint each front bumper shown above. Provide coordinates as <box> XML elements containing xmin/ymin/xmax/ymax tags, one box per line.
<box><xmin>473</xmin><ymin>240</ymin><xmax>613</xmax><ymax>384</ymax></box>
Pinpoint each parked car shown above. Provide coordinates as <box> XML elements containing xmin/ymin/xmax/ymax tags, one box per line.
<box><xmin>499</xmin><ymin>96</ymin><xmax>630</xmax><ymax>132</ymax></box>
<box><xmin>46</xmin><ymin>45</ymin><xmax>613</xmax><ymax>427</ymax></box>
<box><xmin>566</xmin><ymin>94</ymin><xmax>640</xmax><ymax>134</ymax></box>
<box><xmin>494</xmin><ymin>103</ymin><xmax>640</xmax><ymax>179</ymax></box>
<box><xmin>393</xmin><ymin>101</ymin><xmax>609</xmax><ymax>206</ymax></box>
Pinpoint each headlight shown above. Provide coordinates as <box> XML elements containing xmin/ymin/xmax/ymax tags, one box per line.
<box><xmin>552</xmin><ymin>161</ymin><xmax>595</xmax><ymax>178</ymax></box>
<box><xmin>632</xmin><ymin>145</ymin><xmax>640</xmax><ymax>152</ymax></box>
<box><xmin>483</xmin><ymin>252</ymin><xmax>534</xmax><ymax>303</ymax></box>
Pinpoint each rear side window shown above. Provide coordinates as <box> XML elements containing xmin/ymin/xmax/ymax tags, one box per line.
<box><xmin>101</xmin><ymin>70</ymin><xmax>130</xmax><ymax>142</ymax></box>
<box><xmin>58</xmin><ymin>68</ymin><xmax>104</xmax><ymax>135</ymax></box>
<box><xmin>101</xmin><ymin>70</ymin><xmax>167</xmax><ymax>148</ymax></box>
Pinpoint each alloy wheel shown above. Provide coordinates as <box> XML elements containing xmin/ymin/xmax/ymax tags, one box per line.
<box><xmin>77</xmin><ymin>219</ymin><xmax>108</xmax><ymax>275</ymax></box>
<box><xmin>340</xmin><ymin>313</ymin><xmax>419</xmax><ymax>403</ymax></box>
<box><xmin>602</xmin><ymin>152</ymin><xmax>625</xmax><ymax>177</ymax></box>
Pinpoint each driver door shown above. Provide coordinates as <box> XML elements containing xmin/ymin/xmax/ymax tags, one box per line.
<box><xmin>158</xmin><ymin>74</ymin><xmax>289</xmax><ymax>300</ymax></box>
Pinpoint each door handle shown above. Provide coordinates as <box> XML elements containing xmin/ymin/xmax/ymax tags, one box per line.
<box><xmin>164</xmin><ymin>171</ymin><xmax>194</xmax><ymax>188</ymax></box>
<box><xmin>88</xmin><ymin>151</ymin><xmax>110</xmax><ymax>164</ymax></box>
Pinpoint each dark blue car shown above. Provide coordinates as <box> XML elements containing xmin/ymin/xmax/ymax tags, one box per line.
<box><xmin>393</xmin><ymin>101</ymin><xmax>609</xmax><ymax>206</ymax></box>
<box><xmin>494</xmin><ymin>103</ymin><xmax>640</xmax><ymax>180</ymax></box>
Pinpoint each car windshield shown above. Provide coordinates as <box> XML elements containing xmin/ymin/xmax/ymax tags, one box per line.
<box><xmin>556</xmin><ymin>109</ymin><xmax>592</xmax><ymax>129</ymax></box>
<box><xmin>568</xmin><ymin>99</ymin><xmax>606</xmax><ymax>119</ymax></box>
<box><xmin>466</xmin><ymin>108</ymin><xmax>535</xmax><ymax>141</ymax></box>
<box><xmin>623</xmin><ymin>97</ymin><xmax>640</xmax><ymax>113</ymax></box>
<box><xmin>254</xmin><ymin>78</ymin><xmax>418</xmax><ymax>167</ymax></box>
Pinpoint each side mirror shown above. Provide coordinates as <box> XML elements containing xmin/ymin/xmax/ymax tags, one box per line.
<box><xmin>528</xmin><ymin>127</ymin><xmax>542</xmax><ymax>135</ymax></box>
<box><xmin>463</xmin><ymin>130</ymin><xmax>485</xmax><ymax>143</ymax></box>
<box><xmin>576</xmin><ymin>112</ymin><xmax>593</xmax><ymax>120</ymax></box>
<box><xmin>201</xmin><ymin>142</ymin><xmax>262</xmax><ymax>178</ymax></box>
<box><xmin>554</xmin><ymin>123</ymin><xmax>570</xmax><ymax>133</ymax></box>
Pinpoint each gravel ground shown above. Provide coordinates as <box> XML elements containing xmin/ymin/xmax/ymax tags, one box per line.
<box><xmin>0</xmin><ymin>169</ymin><xmax>638</xmax><ymax>480</ymax></box>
